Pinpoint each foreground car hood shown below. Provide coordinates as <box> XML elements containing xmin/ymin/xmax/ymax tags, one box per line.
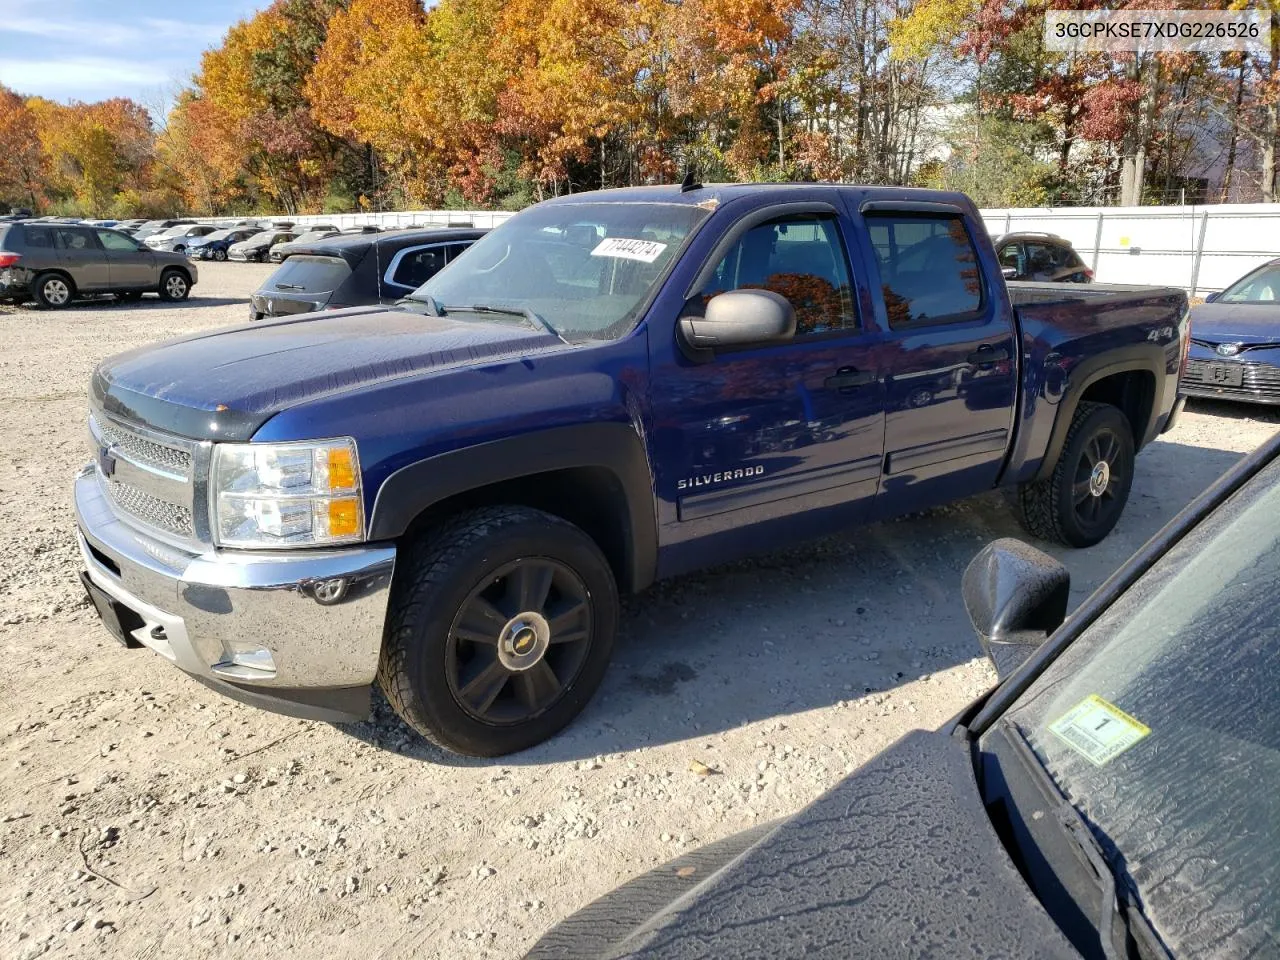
<box><xmin>529</xmin><ymin>731</ymin><xmax>1076</xmax><ymax>959</ymax></box>
<box><xmin>1190</xmin><ymin>302</ymin><xmax>1280</xmax><ymax>344</ymax></box>
<box><xmin>93</xmin><ymin>307</ymin><xmax>564</xmax><ymax>441</ymax></box>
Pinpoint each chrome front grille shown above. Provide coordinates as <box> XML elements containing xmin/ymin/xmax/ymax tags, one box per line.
<box><xmin>96</xmin><ymin>418</ymin><xmax>192</xmax><ymax>476</ymax></box>
<box><xmin>1184</xmin><ymin>359</ymin><xmax>1280</xmax><ymax>399</ymax></box>
<box><xmin>89</xmin><ymin>412</ymin><xmax>205</xmax><ymax>543</ymax></box>
<box><xmin>108</xmin><ymin>480</ymin><xmax>194</xmax><ymax>536</ymax></box>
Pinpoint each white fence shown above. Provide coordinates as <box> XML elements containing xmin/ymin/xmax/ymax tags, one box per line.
<box><xmin>980</xmin><ymin>204</ymin><xmax>1280</xmax><ymax>296</ymax></box>
<box><xmin>238</xmin><ymin>203</ymin><xmax>1280</xmax><ymax>296</ymax></box>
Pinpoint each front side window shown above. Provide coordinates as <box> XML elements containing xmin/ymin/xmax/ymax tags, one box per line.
<box><xmin>995</xmin><ymin>458</ymin><xmax>1280</xmax><ymax>956</ymax></box>
<box><xmin>696</xmin><ymin>215</ymin><xmax>856</xmax><ymax>336</ymax></box>
<box><xmin>97</xmin><ymin>230</ymin><xmax>138</xmax><ymax>251</ymax></box>
<box><xmin>866</xmin><ymin>213</ymin><xmax>983</xmax><ymax>326</ymax></box>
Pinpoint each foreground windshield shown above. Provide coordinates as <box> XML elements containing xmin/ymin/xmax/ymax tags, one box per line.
<box><xmin>998</xmin><ymin>458</ymin><xmax>1280</xmax><ymax>956</ymax></box>
<box><xmin>1220</xmin><ymin>264</ymin><xmax>1280</xmax><ymax>303</ymax></box>
<box><xmin>415</xmin><ymin>201</ymin><xmax>709</xmax><ymax>340</ymax></box>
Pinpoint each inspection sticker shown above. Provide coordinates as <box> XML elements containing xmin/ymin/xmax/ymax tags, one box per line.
<box><xmin>1049</xmin><ymin>694</ymin><xmax>1150</xmax><ymax>766</ymax></box>
<box><xmin>590</xmin><ymin>237</ymin><xmax>667</xmax><ymax>263</ymax></box>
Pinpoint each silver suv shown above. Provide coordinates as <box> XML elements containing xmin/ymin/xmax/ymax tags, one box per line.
<box><xmin>0</xmin><ymin>222</ymin><xmax>197</xmax><ymax>308</ymax></box>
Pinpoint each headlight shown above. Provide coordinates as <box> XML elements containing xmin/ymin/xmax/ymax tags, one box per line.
<box><xmin>210</xmin><ymin>438</ymin><xmax>364</xmax><ymax>548</ymax></box>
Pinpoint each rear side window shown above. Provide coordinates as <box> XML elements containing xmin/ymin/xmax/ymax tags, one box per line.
<box><xmin>55</xmin><ymin>228</ymin><xmax>96</xmax><ymax>251</ymax></box>
<box><xmin>265</xmin><ymin>256</ymin><xmax>351</xmax><ymax>293</ymax></box>
<box><xmin>23</xmin><ymin>226</ymin><xmax>53</xmax><ymax>249</ymax></box>
<box><xmin>389</xmin><ymin>245</ymin><xmax>447</xmax><ymax>289</ymax></box>
<box><xmin>866</xmin><ymin>213</ymin><xmax>983</xmax><ymax>327</ymax></box>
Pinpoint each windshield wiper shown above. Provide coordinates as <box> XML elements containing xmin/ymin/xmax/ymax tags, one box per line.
<box><xmin>274</xmin><ymin>283</ymin><xmax>305</xmax><ymax>291</ymax></box>
<box><xmin>1002</xmin><ymin>722</ymin><xmax>1170</xmax><ymax>960</ymax></box>
<box><xmin>400</xmin><ymin>293</ymin><xmax>445</xmax><ymax>316</ymax></box>
<box><xmin>446</xmin><ymin>303</ymin><xmax>570</xmax><ymax>345</ymax></box>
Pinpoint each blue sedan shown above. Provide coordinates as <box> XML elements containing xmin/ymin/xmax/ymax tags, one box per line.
<box><xmin>1183</xmin><ymin>258</ymin><xmax>1280</xmax><ymax>404</ymax></box>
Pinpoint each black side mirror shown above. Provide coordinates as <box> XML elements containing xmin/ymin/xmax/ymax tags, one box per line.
<box><xmin>679</xmin><ymin>289</ymin><xmax>796</xmax><ymax>358</ymax></box>
<box><xmin>1203</xmin><ymin>291</ymin><xmax>1219</xmax><ymax>303</ymax></box>
<box><xmin>962</xmin><ymin>538</ymin><xmax>1070</xmax><ymax>678</ymax></box>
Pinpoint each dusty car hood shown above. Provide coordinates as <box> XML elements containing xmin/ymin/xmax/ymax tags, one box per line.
<box><xmin>1190</xmin><ymin>302</ymin><xmax>1280</xmax><ymax>345</ymax></box>
<box><xmin>92</xmin><ymin>307</ymin><xmax>565</xmax><ymax>441</ymax></box>
<box><xmin>528</xmin><ymin>730</ymin><xmax>1077</xmax><ymax>959</ymax></box>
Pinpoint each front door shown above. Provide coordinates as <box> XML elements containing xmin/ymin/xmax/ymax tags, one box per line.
<box><xmin>648</xmin><ymin>208</ymin><xmax>886</xmax><ymax>571</ymax></box>
<box><xmin>861</xmin><ymin>208</ymin><xmax>1018</xmax><ymax>518</ymax></box>
<box><xmin>96</xmin><ymin>229</ymin><xmax>157</xmax><ymax>287</ymax></box>
<box><xmin>55</xmin><ymin>227</ymin><xmax>110</xmax><ymax>290</ymax></box>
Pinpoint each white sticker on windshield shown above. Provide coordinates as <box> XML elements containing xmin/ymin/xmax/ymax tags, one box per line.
<box><xmin>1049</xmin><ymin>694</ymin><xmax>1150</xmax><ymax>766</ymax></box>
<box><xmin>590</xmin><ymin>237</ymin><xmax>667</xmax><ymax>263</ymax></box>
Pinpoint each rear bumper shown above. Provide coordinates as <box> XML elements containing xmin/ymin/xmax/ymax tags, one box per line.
<box><xmin>74</xmin><ymin>466</ymin><xmax>396</xmax><ymax>722</ymax></box>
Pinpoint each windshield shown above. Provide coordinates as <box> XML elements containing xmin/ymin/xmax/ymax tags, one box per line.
<box><xmin>995</xmin><ymin>458</ymin><xmax>1280</xmax><ymax>956</ymax></box>
<box><xmin>1220</xmin><ymin>264</ymin><xmax>1280</xmax><ymax>303</ymax></box>
<box><xmin>413</xmin><ymin>201</ymin><xmax>709</xmax><ymax>341</ymax></box>
<box><xmin>200</xmin><ymin>229</ymin><xmax>231</xmax><ymax>242</ymax></box>
<box><xmin>242</xmin><ymin>230</ymin><xmax>275</xmax><ymax>245</ymax></box>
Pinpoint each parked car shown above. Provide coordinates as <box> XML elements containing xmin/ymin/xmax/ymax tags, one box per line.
<box><xmin>144</xmin><ymin>223</ymin><xmax>218</xmax><ymax>253</ymax></box>
<box><xmin>1180</xmin><ymin>258</ymin><xmax>1280</xmax><ymax>404</ymax></box>
<box><xmin>0</xmin><ymin>221</ymin><xmax>196</xmax><ymax>308</ymax></box>
<box><xmin>341</xmin><ymin>225</ymin><xmax>381</xmax><ymax>234</ymax></box>
<box><xmin>227</xmin><ymin>228</ymin><xmax>298</xmax><ymax>262</ymax></box>
<box><xmin>75</xmin><ymin>183</ymin><xmax>1187</xmax><ymax>756</ymax></box>
<box><xmin>248</xmin><ymin>227</ymin><xmax>485</xmax><ymax>319</ymax></box>
<box><xmin>533</xmin><ymin>430</ymin><xmax>1280</xmax><ymax>960</ymax></box>
<box><xmin>994</xmin><ymin>231</ymin><xmax>1093</xmax><ymax>283</ymax></box>
<box><xmin>186</xmin><ymin>227</ymin><xmax>260</xmax><ymax>262</ymax></box>
<box><xmin>268</xmin><ymin>226</ymin><xmax>340</xmax><ymax>262</ymax></box>
<box><xmin>132</xmin><ymin>218</ymin><xmax>197</xmax><ymax>241</ymax></box>
<box><xmin>113</xmin><ymin>219</ymin><xmax>148</xmax><ymax>235</ymax></box>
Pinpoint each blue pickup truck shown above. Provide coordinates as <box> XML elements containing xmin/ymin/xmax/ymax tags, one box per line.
<box><xmin>75</xmin><ymin>183</ymin><xmax>1189</xmax><ymax>756</ymax></box>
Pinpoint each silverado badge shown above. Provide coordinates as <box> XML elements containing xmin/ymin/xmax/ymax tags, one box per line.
<box><xmin>677</xmin><ymin>465</ymin><xmax>764</xmax><ymax>491</ymax></box>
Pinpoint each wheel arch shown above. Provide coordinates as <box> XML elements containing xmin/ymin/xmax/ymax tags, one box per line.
<box><xmin>1033</xmin><ymin>352</ymin><xmax>1161</xmax><ymax>485</ymax></box>
<box><xmin>368</xmin><ymin>423</ymin><xmax>658</xmax><ymax>593</ymax></box>
<box><xmin>159</xmin><ymin>263</ymin><xmax>193</xmax><ymax>286</ymax></box>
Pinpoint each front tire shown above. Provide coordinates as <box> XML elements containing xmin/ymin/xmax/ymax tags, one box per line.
<box><xmin>159</xmin><ymin>268</ymin><xmax>190</xmax><ymax>302</ymax></box>
<box><xmin>379</xmin><ymin>506</ymin><xmax>618</xmax><ymax>756</ymax></box>
<box><xmin>213</xmin><ymin>248</ymin><xmax>228</xmax><ymax>262</ymax></box>
<box><xmin>1015</xmin><ymin>401</ymin><xmax>1134</xmax><ymax>547</ymax></box>
<box><xmin>32</xmin><ymin>272</ymin><xmax>74</xmax><ymax>309</ymax></box>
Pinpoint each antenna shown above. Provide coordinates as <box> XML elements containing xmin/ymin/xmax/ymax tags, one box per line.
<box><xmin>680</xmin><ymin>169</ymin><xmax>701</xmax><ymax>193</ymax></box>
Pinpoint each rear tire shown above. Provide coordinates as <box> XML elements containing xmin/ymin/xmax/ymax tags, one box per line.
<box><xmin>1015</xmin><ymin>401</ymin><xmax>1134</xmax><ymax>547</ymax></box>
<box><xmin>32</xmin><ymin>272</ymin><xmax>74</xmax><ymax>309</ymax></box>
<box><xmin>378</xmin><ymin>506</ymin><xmax>618</xmax><ymax>757</ymax></box>
<box><xmin>158</xmin><ymin>268</ymin><xmax>190</xmax><ymax>302</ymax></box>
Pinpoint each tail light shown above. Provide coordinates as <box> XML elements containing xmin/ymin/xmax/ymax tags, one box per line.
<box><xmin>0</xmin><ymin>253</ymin><xmax>20</xmax><ymax>268</ymax></box>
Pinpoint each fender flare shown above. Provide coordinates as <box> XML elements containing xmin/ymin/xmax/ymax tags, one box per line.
<box><xmin>1032</xmin><ymin>346</ymin><xmax>1166</xmax><ymax>485</ymax></box>
<box><xmin>367</xmin><ymin>422</ymin><xmax>658</xmax><ymax>591</ymax></box>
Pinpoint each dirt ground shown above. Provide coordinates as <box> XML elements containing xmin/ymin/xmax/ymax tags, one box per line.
<box><xmin>0</xmin><ymin>264</ymin><xmax>1275</xmax><ymax>960</ymax></box>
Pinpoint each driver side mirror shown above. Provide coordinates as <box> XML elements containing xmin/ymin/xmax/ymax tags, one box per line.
<box><xmin>962</xmin><ymin>538</ymin><xmax>1070</xmax><ymax>679</ymax></box>
<box><xmin>1001</xmin><ymin>266</ymin><xmax>1018</xmax><ymax>280</ymax></box>
<box><xmin>678</xmin><ymin>289</ymin><xmax>796</xmax><ymax>358</ymax></box>
<box><xmin>1203</xmin><ymin>291</ymin><xmax>1219</xmax><ymax>303</ymax></box>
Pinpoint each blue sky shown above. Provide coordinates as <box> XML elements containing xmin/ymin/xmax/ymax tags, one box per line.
<box><xmin>0</xmin><ymin>0</ymin><xmax>267</xmax><ymax>111</ymax></box>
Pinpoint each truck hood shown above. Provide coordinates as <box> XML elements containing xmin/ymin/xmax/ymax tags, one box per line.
<box><xmin>529</xmin><ymin>731</ymin><xmax>1077</xmax><ymax>959</ymax></box>
<box><xmin>93</xmin><ymin>306</ymin><xmax>566</xmax><ymax>441</ymax></box>
<box><xmin>1190</xmin><ymin>302</ymin><xmax>1280</xmax><ymax>345</ymax></box>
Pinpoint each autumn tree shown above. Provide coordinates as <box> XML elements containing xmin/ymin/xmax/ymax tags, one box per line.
<box><xmin>0</xmin><ymin>87</ymin><xmax>44</xmax><ymax>211</ymax></box>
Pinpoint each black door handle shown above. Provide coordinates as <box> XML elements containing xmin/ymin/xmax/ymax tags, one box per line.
<box><xmin>967</xmin><ymin>345</ymin><xmax>1010</xmax><ymax>364</ymax></box>
<box><xmin>825</xmin><ymin>368</ymin><xmax>876</xmax><ymax>390</ymax></box>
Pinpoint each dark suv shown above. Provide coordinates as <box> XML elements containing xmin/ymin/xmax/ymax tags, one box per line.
<box><xmin>994</xmin><ymin>232</ymin><xmax>1093</xmax><ymax>283</ymax></box>
<box><xmin>0</xmin><ymin>222</ymin><xmax>197</xmax><ymax>308</ymax></box>
<box><xmin>248</xmin><ymin>227</ymin><xmax>484</xmax><ymax>319</ymax></box>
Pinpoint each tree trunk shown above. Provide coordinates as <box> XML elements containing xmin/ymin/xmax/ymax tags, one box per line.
<box><xmin>1221</xmin><ymin>56</ymin><xmax>1247</xmax><ymax>203</ymax></box>
<box><xmin>1265</xmin><ymin>13</ymin><xmax>1280</xmax><ymax>202</ymax></box>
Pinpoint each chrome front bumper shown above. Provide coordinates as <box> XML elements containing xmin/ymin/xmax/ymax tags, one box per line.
<box><xmin>74</xmin><ymin>466</ymin><xmax>395</xmax><ymax>722</ymax></box>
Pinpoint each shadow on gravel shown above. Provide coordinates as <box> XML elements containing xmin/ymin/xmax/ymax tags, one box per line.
<box><xmin>338</xmin><ymin>437</ymin><xmax>1251</xmax><ymax>766</ymax></box>
<box><xmin>1184</xmin><ymin>396</ymin><xmax>1280</xmax><ymax>425</ymax></box>
<box><xmin>1</xmin><ymin>295</ymin><xmax>247</xmax><ymax>312</ymax></box>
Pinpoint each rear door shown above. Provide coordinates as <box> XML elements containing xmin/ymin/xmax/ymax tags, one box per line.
<box><xmin>860</xmin><ymin>204</ymin><xmax>1018</xmax><ymax>517</ymax></box>
<box><xmin>55</xmin><ymin>227</ymin><xmax>110</xmax><ymax>290</ymax></box>
<box><xmin>96</xmin><ymin>229</ymin><xmax>157</xmax><ymax>287</ymax></box>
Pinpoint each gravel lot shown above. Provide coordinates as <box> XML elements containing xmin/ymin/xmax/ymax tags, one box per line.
<box><xmin>0</xmin><ymin>264</ymin><xmax>1276</xmax><ymax>960</ymax></box>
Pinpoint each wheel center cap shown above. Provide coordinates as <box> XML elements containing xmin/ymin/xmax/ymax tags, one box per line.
<box><xmin>1089</xmin><ymin>460</ymin><xmax>1110</xmax><ymax>497</ymax></box>
<box><xmin>498</xmin><ymin>612</ymin><xmax>551</xmax><ymax>671</ymax></box>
